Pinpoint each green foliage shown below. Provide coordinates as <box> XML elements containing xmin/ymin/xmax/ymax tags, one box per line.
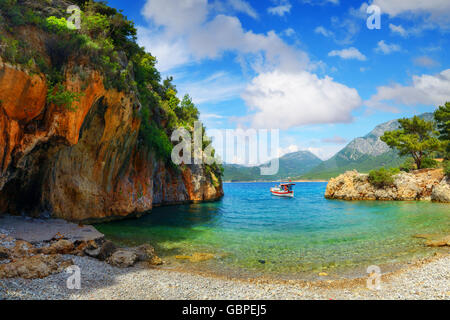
<box><xmin>139</xmin><ymin>105</ymin><xmax>173</xmax><ymax>161</ymax></box>
<box><xmin>47</xmin><ymin>83</ymin><xmax>83</xmax><ymax>111</ymax></box>
<box><xmin>420</xmin><ymin>157</ymin><xmax>438</xmax><ymax>169</ymax></box>
<box><xmin>443</xmin><ymin>161</ymin><xmax>450</xmax><ymax>178</ymax></box>
<box><xmin>45</xmin><ymin>16</ymin><xmax>70</xmax><ymax>34</ymax></box>
<box><xmin>434</xmin><ymin>102</ymin><xmax>450</xmax><ymax>159</ymax></box>
<box><xmin>0</xmin><ymin>0</ymin><xmax>24</xmax><ymax>26</ymax></box>
<box><xmin>368</xmin><ymin>167</ymin><xmax>400</xmax><ymax>188</ymax></box>
<box><xmin>0</xmin><ymin>0</ymin><xmax>220</xmax><ymax>173</ymax></box>
<box><xmin>381</xmin><ymin>116</ymin><xmax>443</xmax><ymax>169</ymax></box>
<box><xmin>399</xmin><ymin>157</ymin><xmax>416</xmax><ymax>172</ymax></box>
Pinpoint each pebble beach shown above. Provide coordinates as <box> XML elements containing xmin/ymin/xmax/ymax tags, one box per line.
<box><xmin>1</xmin><ymin>252</ymin><xmax>448</xmax><ymax>300</ymax></box>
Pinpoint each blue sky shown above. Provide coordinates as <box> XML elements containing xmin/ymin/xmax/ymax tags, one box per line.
<box><xmin>106</xmin><ymin>0</ymin><xmax>450</xmax><ymax>161</ymax></box>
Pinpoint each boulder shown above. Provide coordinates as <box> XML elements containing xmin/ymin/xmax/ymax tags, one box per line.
<box><xmin>97</xmin><ymin>240</ymin><xmax>117</xmax><ymax>261</ymax></box>
<box><xmin>42</xmin><ymin>239</ymin><xmax>75</xmax><ymax>254</ymax></box>
<box><xmin>10</xmin><ymin>240</ymin><xmax>36</xmax><ymax>258</ymax></box>
<box><xmin>431</xmin><ymin>178</ymin><xmax>450</xmax><ymax>203</ymax></box>
<box><xmin>0</xmin><ymin>254</ymin><xmax>73</xmax><ymax>279</ymax></box>
<box><xmin>133</xmin><ymin>244</ymin><xmax>155</xmax><ymax>262</ymax></box>
<box><xmin>107</xmin><ymin>250</ymin><xmax>138</xmax><ymax>268</ymax></box>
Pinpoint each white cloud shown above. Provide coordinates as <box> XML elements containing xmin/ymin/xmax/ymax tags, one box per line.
<box><xmin>314</xmin><ymin>26</ymin><xmax>334</xmax><ymax>37</ymax></box>
<box><xmin>141</xmin><ymin>0</ymin><xmax>208</xmax><ymax>34</ymax></box>
<box><xmin>375</xmin><ymin>40</ymin><xmax>401</xmax><ymax>54</ymax></box>
<box><xmin>226</xmin><ymin>0</ymin><xmax>259</xmax><ymax>19</ymax></box>
<box><xmin>372</xmin><ymin>0</ymin><xmax>450</xmax><ymax>17</ymax></box>
<box><xmin>139</xmin><ymin>0</ymin><xmax>363</xmax><ymax>130</ymax></box>
<box><xmin>139</xmin><ymin>0</ymin><xmax>309</xmax><ymax>73</ymax></box>
<box><xmin>328</xmin><ymin>47</ymin><xmax>367</xmax><ymax>61</ymax></box>
<box><xmin>283</xmin><ymin>28</ymin><xmax>296</xmax><ymax>37</ymax></box>
<box><xmin>242</xmin><ymin>70</ymin><xmax>362</xmax><ymax>129</ymax></box>
<box><xmin>389</xmin><ymin>23</ymin><xmax>408</xmax><ymax>37</ymax></box>
<box><xmin>413</xmin><ymin>56</ymin><xmax>439</xmax><ymax>67</ymax></box>
<box><xmin>278</xmin><ymin>144</ymin><xmax>300</xmax><ymax>157</ymax></box>
<box><xmin>137</xmin><ymin>27</ymin><xmax>191</xmax><ymax>72</ymax></box>
<box><xmin>366</xmin><ymin>69</ymin><xmax>450</xmax><ymax>109</ymax></box>
<box><xmin>268</xmin><ymin>1</ymin><xmax>292</xmax><ymax>16</ymax></box>
<box><xmin>373</xmin><ymin>0</ymin><xmax>450</xmax><ymax>29</ymax></box>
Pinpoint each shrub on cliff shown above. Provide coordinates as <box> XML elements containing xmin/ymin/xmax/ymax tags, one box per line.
<box><xmin>368</xmin><ymin>167</ymin><xmax>399</xmax><ymax>188</ymax></box>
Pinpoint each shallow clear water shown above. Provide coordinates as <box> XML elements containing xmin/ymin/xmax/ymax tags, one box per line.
<box><xmin>96</xmin><ymin>182</ymin><xmax>450</xmax><ymax>278</ymax></box>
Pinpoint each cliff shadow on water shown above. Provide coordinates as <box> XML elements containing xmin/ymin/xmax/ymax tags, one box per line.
<box><xmin>95</xmin><ymin>201</ymin><xmax>224</xmax><ymax>256</ymax></box>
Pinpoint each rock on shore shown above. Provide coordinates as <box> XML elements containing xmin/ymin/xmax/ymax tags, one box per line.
<box><xmin>325</xmin><ymin>169</ymin><xmax>450</xmax><ymax>202</ymax></box>
<box><xmin>0</xmin><ymin>216</ymin><xmax>162</xmax><ymax>279</ymax></box>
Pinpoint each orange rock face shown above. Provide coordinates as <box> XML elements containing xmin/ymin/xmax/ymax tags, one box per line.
<box><xmin>0</xmin><ymin>57</ymin><xmax>222</xmax><ymax>222</ymax></box>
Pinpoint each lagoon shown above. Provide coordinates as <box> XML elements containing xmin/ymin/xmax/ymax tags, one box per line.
<box><xmin>96</xmin><ymin>182</ymin><xmax>450</xmax><ymax>279</ymax></box>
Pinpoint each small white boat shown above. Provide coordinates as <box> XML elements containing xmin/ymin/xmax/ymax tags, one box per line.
<box><xmin>270</xmin><ymin>183</ymin><xmax>295</xmax><ymax>197</ymax></box>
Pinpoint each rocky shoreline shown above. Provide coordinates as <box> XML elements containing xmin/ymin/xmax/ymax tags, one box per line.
<box><xmin>0</xmin><ymin>215</ymin><xmax>449</xmax><ymax>299</ymax></box>
<box><xmin>325</xmin><ymin>169</ymin><xmax>450</xmax><ymax>202</ymax></box>
<box><xmin>0</xmin><ymin>216</ymin><xmax>162</xmax><ymax>279</ymax></box>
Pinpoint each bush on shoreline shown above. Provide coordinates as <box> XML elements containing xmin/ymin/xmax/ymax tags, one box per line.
<box><xmin>368</xmin><ymin>167</ymin><xmax>400</xmax><ymax>188</ymax></box>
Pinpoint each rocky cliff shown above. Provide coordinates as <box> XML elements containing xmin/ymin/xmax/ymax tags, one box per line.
<box><xmin>325</xmin><ymin>169</ymin><xmax>450</xmax><ymax>202</ymax></box>
<box><xmin>0</xmin><ymin>2</ymin><xmax>223</xmax><ymax>222</ymax></box>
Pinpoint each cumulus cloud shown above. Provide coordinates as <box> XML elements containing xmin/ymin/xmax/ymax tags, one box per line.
<box><xmin>328</xmin><ymin>47</ymin><xmax>367</xmax><ymax>61</ymax></box>
<box><xmin>366</xmin><ymin>69</ymin><xmax>450</xmax><ymax>109</ymax></box>
<box><xmin>139</xmin><ymin>0</ymin><xmax>309</xmax><ymax>73</ymax></box>
<box><xmin>242</xmin><ymin>70</ymin><xmax>362</xmax><ymax>129</ymax></box>
<box><xmin>139</xmin><ymin>0</ymin><xmax>362</xmax><ymax>129</ymax></box>
<box><xmin>375</xmin><ymin>40</ymin><xmax>401</xmax><ymax>54</ymax></box>
<box><xmin>268</xmin><ymin>1</ymin><xmax>292</xmax><ymax>16</ymax></box>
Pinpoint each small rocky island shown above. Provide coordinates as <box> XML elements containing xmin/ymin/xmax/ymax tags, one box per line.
<box><xmin>325</xmin><ymin>168</ymin><xmax>450</xmax><ymax>202</ymax></box>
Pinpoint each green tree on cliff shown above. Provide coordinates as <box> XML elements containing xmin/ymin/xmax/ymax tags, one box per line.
<box><xmin>434</xmin><ymin>102</ymin><xmax>450</xmax><ymax>159</ymax></box>
<box><xmin>380</xmin><ymin>116</ymin><xmax>443</xmax><ymax>169</ymax></box>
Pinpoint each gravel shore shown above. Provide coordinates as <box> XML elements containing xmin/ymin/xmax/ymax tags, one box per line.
<box><xmin>0</xmin><ymin>252</ymin><xmax>448</xmax><ymax>300</ymax></box>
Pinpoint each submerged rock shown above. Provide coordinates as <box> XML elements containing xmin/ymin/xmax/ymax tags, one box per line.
<box><xmin>175</xmin><ymin>253</ymin><xmax>215</xmax><ymax>262</ymax></box>
<box><xmin>425</xmin><ymin>236</ymin><xmax>450</xmax><ymax>247</ymax></box>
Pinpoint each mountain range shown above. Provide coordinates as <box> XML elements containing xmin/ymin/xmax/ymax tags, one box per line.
<box><xmin>223</xmin><ymin>113</ymin><xmax>434</xmax><ymax>181</ymax></box>
<box><xmin>223</xmin><ymin>151</ymin><xmax>322</xmax><ymax>181</ymax></box>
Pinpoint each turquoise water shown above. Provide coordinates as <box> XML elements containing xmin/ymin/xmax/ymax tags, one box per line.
<box><xmin>96</xmin><ymin>182</ymin><xmax>450</xmax><ymax>278</ymax></box>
